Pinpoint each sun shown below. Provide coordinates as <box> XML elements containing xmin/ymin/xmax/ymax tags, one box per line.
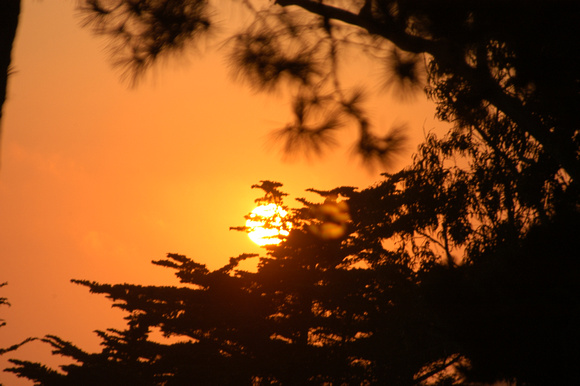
<box><xmin>246</xmin><ymin>203</ymin><xmax>292</xmax><ymax>246</ymax></box>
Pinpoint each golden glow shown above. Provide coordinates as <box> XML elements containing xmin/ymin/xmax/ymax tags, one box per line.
<box><xmin>0</xmin><ymin>2</ymin><xmax>439</xmax><ymax>384</ymax></box>
<box><xmin>246</xmin><ymin>204</ymin><xmax>292</xmax><ymax>246</ymax></box>
<box><xmin>309</xmin><ymin>197</ymin><xmax>351</xmax><ymax>239</ymax></box>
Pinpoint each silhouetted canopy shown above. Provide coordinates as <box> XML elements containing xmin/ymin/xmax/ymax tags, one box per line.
<box><xmin>70</xmin><ymin>0</ymin><xmax>580</xmax><ymax>176</ymax></box>
<box><xmin>3</xmin><ymin>1</ymin><xmax>580</xmax><ymax>385</ymax></box>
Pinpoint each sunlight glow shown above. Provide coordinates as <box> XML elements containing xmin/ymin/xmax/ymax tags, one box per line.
<box><xmin>246</xmin><ymin>204</ymin><xmax>292</xmax><ymax>246</ymax></box>
<box><xmin>309</xmin><ymin>197</ymin><xmax>351</xmax><ymax>240</ymax></box>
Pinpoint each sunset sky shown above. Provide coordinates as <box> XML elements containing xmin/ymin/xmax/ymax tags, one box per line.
<box><xmin>0</xmin><ymin>1</ymin><xmax>442</xmax><ymax>384</ymax></box>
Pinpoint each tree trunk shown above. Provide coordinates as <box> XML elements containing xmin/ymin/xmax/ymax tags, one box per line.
<box><xmin>0</xmin><ymin>0</ymin><xmax>21</xmax><ymax>130</ymax></box>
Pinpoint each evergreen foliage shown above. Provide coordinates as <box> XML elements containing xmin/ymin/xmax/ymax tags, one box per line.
<box><xmin>1</xmin><ymin>283</ymin><xmax>35</xmax><ymax>368</ymax></box>
<box><xmin>3</xmin><ymin>1</ymin><xmax>580</xmax><ymax>384</ymax></box>
<box><xmin>73</xmin><ymin>0</ymin><xmax>580</xmax><ymax>175</ymax></box>
<box><xmin>6</xmin><ymin>126</ymin><xmax>580</xmax><ymax>383</ymax></box>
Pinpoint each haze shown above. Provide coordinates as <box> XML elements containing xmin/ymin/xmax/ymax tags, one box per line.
<box><xmin>0</xmin><ymin>1</ymin><xmax>439</xmax><ymax>384</ymax></box>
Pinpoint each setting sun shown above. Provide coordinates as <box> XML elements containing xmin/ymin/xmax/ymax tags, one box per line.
<box><xmin>246</xmin><ymin>204</ymin><xmax>292</xmax><ymax>246</ymax></box>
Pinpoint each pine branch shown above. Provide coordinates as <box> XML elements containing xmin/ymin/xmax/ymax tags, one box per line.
<box><xmin>274</xmin><ymin>0</ymin><xmax>432</xmax><ymax>53</ymax></box>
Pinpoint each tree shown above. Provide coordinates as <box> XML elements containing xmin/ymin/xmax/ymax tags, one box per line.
<box><xmin>1</xmin><ymin>283</ymin><xmax>35</xmax><ymax>364</ymax></box>
<box><xmin>4</xmin><ymin>1</ymin><xmax>580</xmax><ymax>384</ymax></box>
<box><xmin>75</xmin><ymin>0</ymin><xmax>580</xmax><ymax>177</ymax></box>
<box><xmin>5</xmin><ymin>182</ymin><xmax>462</xmax><ymax>385</ymax></box>
<box><xmin>0</xmin><ymin>0</ymin><xmax>20</xmax><ymax>141</ymax></box>
<box><xmin>3</xmin><ymin>1</ymin><xmax>579</xmax><ymax>175</ymax></box>
<box><xmin>2</xmin><ymin>1</ymin><xmax>579</xmax><ymax>174</ymax></box>
<box><xmin>6</xmin><ymin>121</ymin><xmax>579</xmax><ymax>384</ymax></box>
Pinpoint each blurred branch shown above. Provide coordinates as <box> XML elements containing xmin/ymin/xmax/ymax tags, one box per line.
<box><xmin>0</xmin><ymin>0</ymin><xmax>21</xmax><ymax>134</ymax></box>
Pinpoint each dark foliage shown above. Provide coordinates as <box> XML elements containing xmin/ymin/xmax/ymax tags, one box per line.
<box><xmin>71</xmin><ymin>0</ymin><xmax>580</xmax><ymax>174</ymax></box>
<box><xmin>7</xmin><ymin>117</ymin><xmax>580</xmax><ymax>383</ymax></box>
<box><xmin>3</xmin><ymin>1</ymin><xmax>580</xmax><ymax>385</ymax></box>
<box><xmin>78</xmin><ymin>0</ymin><xmax>212</xmax><ymax>83</ymax></box>
<box><xmin>1</xmin><ymin>283</ymin><xmax>35</xmax><ymax>362</ymax></box>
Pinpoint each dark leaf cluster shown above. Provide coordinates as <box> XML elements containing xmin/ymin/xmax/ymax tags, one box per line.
<box><xmin>79</xmin><ymin>0</ymin><xmax>213</xmax><ymax>83</ymax></box>
<box><xmin>75</xmin><ymin>0</ymin><xmax>580</xmax><ymax>171</ymax></box>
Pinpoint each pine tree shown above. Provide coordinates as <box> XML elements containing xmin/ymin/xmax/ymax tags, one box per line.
<box><xmin>1</xmin><ymin>283</ymin><xmax>35</xmax><ymax>367</ymax></box>
<box><xmin>7</xmin><ymin>120</ymin><xmax>580</xmax><ymax>383</ymax></box>
<box><xmin>4</xmin><ymin>1</ymin><xmax>580</xmax><ymax>384</ymax></box>
<box><xmin>5</xmin><ymin>181</ymin><xmax>460</xmax><ymax>385</ymax></box>
<box><xmin>75</xmin><ymin>0</ymin><xmax>580</xmax><ymax>177</ymax></box>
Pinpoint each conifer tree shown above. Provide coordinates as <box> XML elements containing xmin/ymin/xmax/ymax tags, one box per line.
<box><xmin>5</xmin><ymin>181</ymin><xmax>461</xmax><ymax>385</ymax></box>
<box><xmin>3</xmin><ymin>1</ymin><xmax>579</xmax><ymax>384</ymax></box>
<box><xmin>1</xmin><ymin>283</ymin><xmax>35</xmax><ymax>362</ymax></box>
<box><xmin>7</xmin><ymin>121</ymin><xmax>580</xmax><ymax>383</ymax></box>
<box><xmin>75</xmin><ymin>0</ymin><xmax>580</xmax><ymax>178</ymax></box>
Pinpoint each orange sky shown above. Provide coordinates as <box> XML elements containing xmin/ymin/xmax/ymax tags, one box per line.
<box><xmin>0</xmin><ymin>1</ymin><xmax>441</xmax><ymax>384</ymax></box>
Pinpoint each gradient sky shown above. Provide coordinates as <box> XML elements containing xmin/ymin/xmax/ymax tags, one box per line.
<box><xmin>0</xmin><ymin>1</ymin><xmax>442</xmax><ymax>384</ymax></box>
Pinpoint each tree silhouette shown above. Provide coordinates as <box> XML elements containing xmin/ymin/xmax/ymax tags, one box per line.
<box><xmin>75</xmin><ymin>0</ymin><xmax>580</xmax><ymax>175</ymax></box>
<box><xmin>1</xmin><ymin>283</ymin><xmax>35</xmax><ymax>362</ymax></box>
<box><xmin>7</xmin><ymin>111</ymin><xmax>579</xmax><ymax>383</ymax></box>
<box><xmin>0</xmin><ymin>0</ymin><xmax>20</xmax><ymax>142</ymax></box>
<box><xmin>5</xmin><ymin>182</ymin><xmax>461</xmax><ymax>385</ymax></box>
<box><xmin>3</xmin><ymin>1</ymin><xmax>578</xmax><ymax>174</ymax></box>
<box><xmin>3</xmin><ymin>1</ymin><xmax>580</xmax><ymax>384</ymax></box>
